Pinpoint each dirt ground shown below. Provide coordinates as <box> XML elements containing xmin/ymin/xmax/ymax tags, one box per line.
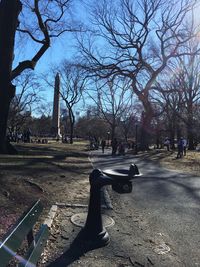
<box><xmin>1</xmin><ymin>143</ymin><xmax>200</xmax><ymax>266</ymax></box>
<box><xmin>0</xmin><ymin>141</ymin><xmax>91</xmax><ymax>240</ymax></box>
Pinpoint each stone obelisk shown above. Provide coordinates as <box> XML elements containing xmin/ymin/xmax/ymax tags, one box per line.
<box><xmin>52</xmin><ymin>73</ymin><xmax>61</xmax><ymax>137</ymax></box>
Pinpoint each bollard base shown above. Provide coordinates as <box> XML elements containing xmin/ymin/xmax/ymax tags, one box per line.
<box><xmin>76</xmin><ymin>227</ymin><xmax>110</xmax><ymax>248</ymax></box>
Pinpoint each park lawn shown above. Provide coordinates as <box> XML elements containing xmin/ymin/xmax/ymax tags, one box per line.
<box><xmin>142</xmin><ymin>149</ymin><xmax>200</xmax><ymax>176</ymax></box>
<box><xmin>160</xmin><ymin>150</ymin><xmax>200</xmax><ymax>175</ymax></box>
<box><xmin>0</xmin><ymin>141</ymin><xmax>91</xmax><ymax>239</ymax></box>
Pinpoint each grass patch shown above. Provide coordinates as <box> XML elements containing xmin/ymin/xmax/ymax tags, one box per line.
<box><xmin>142</xmin><ymin>149</ymin><xmax>200</xmax><ymax>175</ymax></box>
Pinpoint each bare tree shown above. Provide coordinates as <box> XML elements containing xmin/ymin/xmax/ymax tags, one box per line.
<box><xmin>150</xmin><ymin>75</ymin><xmax>181</xmax><ymax>148</ymax></box>
<box><xmin>0</xmin><ymin>0</ymin><xmax>80</xmax><ymax>153</ymax></box>
<box><xmin>59</xmin><ymin>63</ymin><xmax>86</xmax><ymax>143</ymax></box>
<box><xmin>157</xmin><ymin>49</ymin><xmax>200</xmax><ymax>149</ymax></box>
<box><xmin>75</xmin><ymin>114</ymin><xmax>109</xmax><ymax>139</ymax></box>
<box><xmin>176</xmin><ymin>54</ymin><xmax>200</xmax><ymax>149</ymax></box>
<box><xmin>8</xmin><ymin>71</ymin><xmax>41</xmax><ymax>133</ymax></box>
<box><xmin>37</xmin><ymin>102</ymin><xmax>53</xmax><ymax>118</ymax></box>
<box><xmin>78</xmin><ymin>0</ymin><xmax>200</xmax><ymax>150</ymax></box>
<box><xmin>119</xmin><ymin>102</ymin><xmax>141</xmax><ymax>142</ymax></box>
<box><xmin>88</xmin><ymin>76</ymin><xmax>133</xmax><ymax>141</ymax></box>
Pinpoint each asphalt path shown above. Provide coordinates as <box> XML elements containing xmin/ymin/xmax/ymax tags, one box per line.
<box><xmin>89</xmin><ymin>148</ymin><xmax>200</xmax><ymax>267</ymax></box>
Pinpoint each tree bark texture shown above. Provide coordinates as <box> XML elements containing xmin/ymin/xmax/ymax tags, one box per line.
<box><xmin>69</xmin><ymin>108</ymin><xmax>75</xmax><ymax>144</ymax></box>
<box><xmin>140</xmin><ymin>111</ymin><xmax>152</xmax><ymax>151</ymax></box>
<box><xmin>187</xmin><ymin>124</ymin><xmax>195</xmax><ymax>150</ymax></box>
<box><xmin>138</xmin><ymin>95</ymin><xmax>154</xmax><ymax>151</ymax></box>
<box><xmin>0</xmin><ymin>0</ymin><xmax>22</xmax><ymax>153</ymax></box>
<box><xmin>187</xmin><ymin>107</ymin><xmax>195</xmax><ymax>150</ymax></box>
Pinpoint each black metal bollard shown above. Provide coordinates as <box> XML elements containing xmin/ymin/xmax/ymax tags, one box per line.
<box><xmin>77</xmin><ymin>164</ymin><xmax>140</xmax><ymax>248</ymax></box>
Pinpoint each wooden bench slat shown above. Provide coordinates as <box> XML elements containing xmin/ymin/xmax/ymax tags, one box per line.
<box><xmin>18</xmin><ymin>224</ymin><xmax>49</xmax><ymax>267</ymax></box>
<box><xmin>0</xmin><ymin>200</ymin><xmax>43</xmax><ymax>266</ymax></box>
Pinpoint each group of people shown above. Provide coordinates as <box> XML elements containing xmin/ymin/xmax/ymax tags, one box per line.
<box><xmin>164</xmin><ymin>137</ymin><xmax>187</xmax><ymax>158</ymax></box>
<box><xmin>7</xmin><ymin>129</ymin><xmax>31</xmax><ymax>143</ymax></box>
<box><xmin>100</xmin><ymin>138</ymin><xmax>126</xmax><ymax>156</ymax></box>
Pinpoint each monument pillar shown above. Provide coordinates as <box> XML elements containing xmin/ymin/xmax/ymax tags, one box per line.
<box><xmin>52</xmin><ymin>73</ymin><xmax>61</xmax><ymax>137</ymax></box>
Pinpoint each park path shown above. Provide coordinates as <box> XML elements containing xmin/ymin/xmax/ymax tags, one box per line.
<box><xmin>42</xmin><ymin>148</ymin><xmax>200</xmax><ymax>267</ymax></box>
<box><xmin>89</xmin><ymin>148</ymin><xmax>200</xmax><ymax>267</ymax></box>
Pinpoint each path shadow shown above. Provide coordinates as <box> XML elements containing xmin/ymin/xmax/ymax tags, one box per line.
<box><xmin>47</xmin><ymin>231</ymin><xmax>105</xmax><ymax>267</ymax></box>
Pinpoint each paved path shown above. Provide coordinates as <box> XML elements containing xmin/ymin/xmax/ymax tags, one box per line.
<box><xmin>89</xmin><ymin>149</ymin><xmax>200</xmax><ymax>267</ymax></box>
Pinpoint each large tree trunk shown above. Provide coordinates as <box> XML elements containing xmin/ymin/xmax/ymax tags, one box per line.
<box><xmin>168</xmin><ymin>120</ymin><xmax>176</xmax><ymax>149</ymax></box>
<box><xmin>69</xmin><ymin>122</ymin><xmax>74</xmax><ymax>144</ymax></box>
<box><xmin>187</xmin><ymin>124</ymin><xmax>195</xmax><ymax>150</ymax></box>
<box><xmin>187</xmin><ymin>107</ymin><xmax>195</xmax><ymax>150</ymax></box>
<box><xmin>110</xmin><ymin>123</ymin><xmax>116</xmax><ymax>143</ymax></box>
<box><xmin>140</xmin><ymin>111</ymin><xmax>152</xmax><ymax>151</ymax></box>
<box><xmin>0</xmin><ymin>0</ymin><xmax>22</xmax><ymax>154</ymax></box>
<box><xmin>0</xmin><ymin>86</ymin><xmax>16</xmax><ymax>153</ymax></box>
<box><xmin>139</xmin><ymin>98</ymin><xmax>154</xmax><ymax>151</ymax></box>
<box><xmin>169</xmin><ymin>128</ymin><xmax>176</xmax><ymax>149</ymax></box>
<box><xmin>136</xmin><ymin>90</ymin><xmax>154</xmax><ymax>151</ymax></box>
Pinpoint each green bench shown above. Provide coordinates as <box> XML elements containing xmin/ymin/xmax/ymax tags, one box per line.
<box><xmin>0</xmin><ymin>199</ymin><xmax>49</xmax><ymax>267</ymax></box>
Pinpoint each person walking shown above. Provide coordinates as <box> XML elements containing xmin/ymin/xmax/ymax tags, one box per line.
<box><xmin>177</xmin><ymin>137</ymin><xmax>184</xmax><ymax>159</ymax></box>
<box><xmin>101</xmin><ymin>139</ymin><xmax>106</xmax><ymax>153</ymax></box>
<box><xmin>111</xmin><ymin>138</ymin><xmax>118</xmax><ymax>156</ymax></box>
<box><xmin>164</xmin><ymin>138</ymin><xmax>170</xmax><ymax>151</ymax></box>
<box><xmin>182</xmin><ymin>138</ymin><xmax>187</xmax><ymax>156</ymax></box>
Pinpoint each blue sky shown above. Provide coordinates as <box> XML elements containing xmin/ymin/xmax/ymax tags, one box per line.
<box><xmin>13</xmin><ymin>1</ymin><xmax>89</xmax><ymax>115</ymax></box>
<box><xmin>13</xmin><ymin>0</ymin><xmax>200</xmax><ymax>118</ymax></box>
<box><xmin>14</xmin><ymin>33</ymin><xmax>77</xmax><ymax>115</ymax></box>
<box><xmin>14</xmin><ymin>1</ymin><xmax>86</xmax><ymax>73</ymax></box>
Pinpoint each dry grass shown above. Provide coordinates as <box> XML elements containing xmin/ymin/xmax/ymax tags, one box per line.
<box><xmin>142</xmin><ymin>149</ymin><xmax>200</xmax><ymax>176</ymax></box>
<box><xmin>0</xmin><ymin>140</ymin><xmax>91</xmax><ymax>240</ymax></box>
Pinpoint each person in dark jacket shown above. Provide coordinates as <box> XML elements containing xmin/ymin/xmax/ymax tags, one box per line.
<box><xmin>177</xmin><ymin>137</ymin><xmax>184</xmax><ymax>158</ymax></box>
<box><xmin>101</xmin><ymin>139</ymin><xmax>106</xmax><ymax>153</ymax></box>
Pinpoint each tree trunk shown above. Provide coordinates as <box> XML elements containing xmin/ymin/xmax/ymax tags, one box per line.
<box><xmin>169</xmin><ymin>123</ymin><xmax>176</xmax><ymax>149</ymax></box>
<box><xmin>0</xmin><ymin>0</ymin><xmax>22</xmax><ymax>154</ymax></box>
<box><xmin>139</xmin><ymin>108</ymin><xmax>153</xmax><ymax>151</ymax></box>
<box><xmin>69</xmin><ymin>122</ymin><xmax>74</xmax><ymax>144</ymax></box>
<box><xmin>111</xmin><ymin>124</ymin><xmax>116</xmax><ymax>143</ymax></box>
<box><xmin>137</xmin><ymin>91</ymin><xmax>154</xmax><ymax>151</ymax></box>
<box><xmin>187</xmin><ymin>125</ymin><xmax>195</xmax><ymax>150</ymax></box>
<box><xmin>0</xmin><ymin>86</ymin><xmax>15</xmax><ymax>153</ymax></box>
<box><xmin>187</xmin><ymin>106</ymin><xmax>195</xmax><ymax>150</ymax></box>
<box><xmin>69</xmin><ymin>109</ymin><xmax>75</xmax><ymax>144</ymax></box>
<box><xmin>140</xmin><ymin>117</ymin><xmax>150</xmax><ymax>150</ymax></box>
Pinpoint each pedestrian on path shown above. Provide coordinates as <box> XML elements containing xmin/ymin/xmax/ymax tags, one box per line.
<box><xmin>101</xmin><ymin>139</ymin><xmax>106</xmax><ymax>153</ymax></box>
<box><xmin>177</xmin><ymin>137</ymin><xmax>184</xmax><ymax>158</ymax></box>
<box><xmin>182</xmin><ymin>138</ymin><xmax>187</xmax><ymax>156</ymax></box>
<box><xmin>111</xmin><ymin>138</ymin><xmax>118</xmax><ymax>156</ymax></box>
<box><xmin>164</xmin><ymin>137</ymin><xmax>170</xmax><ymax>151</ymax></box>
